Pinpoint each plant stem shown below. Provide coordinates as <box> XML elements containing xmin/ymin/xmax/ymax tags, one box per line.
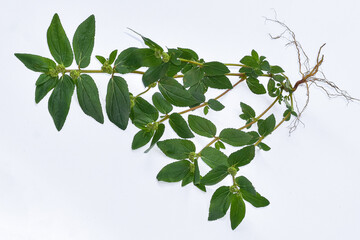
<box><xmin>177</xmin><ymin>58</ymin><xmax>203</xmax><ymax>66</ymax></box>
<box><xmin>254</xmin><ymin>111</ymin><xmax>291</xmax><ymax>146</ymax></box>
<box><xmin>224</xmin><ymin>63</ymin><xmax>246</xmax><ymax>67</ymax></box>
<box><xmin>135</xmin><ymin>86</ymin><xmax>152</xmax><ymax>98</ymax></box>
<box><xmin>238</xmin><ymin>96</ymin><xmax>280</xmax><ymax>131</ymax></box>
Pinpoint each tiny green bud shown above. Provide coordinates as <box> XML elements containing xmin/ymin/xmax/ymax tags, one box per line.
<box><xmin>188</xmin><ymin>152</ymin><xmax>196</xmax><ymax>161</ymax></box>
<box><xmin>56</xmin><ymin>64</ymin><xmax>66</xmax><ymax>74</ymax></box>
<box><xmin>149</xmin><ymin>82</ymin><xmax>157</xmax><ymax>88</ymax></box>
<box><xmin>70</xmin><ymin>70</ymin><xmax>80</xmax><ymax>81</ymax></box>
<box><xmin>228</xmin><ymin>167</ymin><xmax>237</xmax><ymax>177</ymax></box>
<box><xmin>230</xmin><ymin>185</ymin><xmax>240</xmax><ymax>194</ymax></box>
<box><xmin>130</xmin><ymin>95</ymin><xmax>135</xmax><ymax>108</ymax></box>
<box><xmin>161</xmin><ymin>52</ymin><xmax>170</xmax><ymax>63</ymax></box>
<box><xmin>145</xmin><ymin>122</ymin><xmax>159</xmax><ymax>132</ymax></box>
<box><xmin>154</xmin><ymin>50</ymin><xmax>162</xmax><ymax>59</ymax></box>
<box><xmin>48</xmin><ymin>68</ymin><xmax>58</xmax><ymax>77</ymax></box>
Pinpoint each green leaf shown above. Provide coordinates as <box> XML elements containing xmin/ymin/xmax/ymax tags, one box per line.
<box><xmin>47</xmin><ymin>14</ymin><xmax>73</xmax><ymax>67</ymax></box>
<box><xmin>251</xmin><ymin>50</ymin><xmax>259</xmax><ymax>61</ymax></box>
<box><xmin>267</xmin><ymin>79</ymin><xmax>278</xmax><ymax>97</ymax></box>
<box><xmin>208</xmin><ymin>186</ymin><xmax>232</xmax><ymax>221</ymax></box>
<box><xmin>106</xmin><ymin>76</ymin><xmax>130</xmax><ymax>130</ymax></box>
<box><xmin>200</xmin><ymin>147</ymin><xmax>228</xmax><ymax>169</ymax></box>
<box><xmin>72</xmin><ymin>15</ymin><xmax>95</xmax><ymax>68</ymax></box>
<box><xmin>178</xmin><ymin>47</ymin><xmax>199</xmax><ymax>60</ymax></box>
<box><xmin>260</xmin><ymin>60</ymin><xmax>271</xmax><ymax>71</ymax></box>
<box><xmin>215</xmin><ymin>141</ymin><xmax>226</xmax><ymax>150</ymax></box>
<box><xmin>208</xmin><ymin>99</ymin><xmax>225</xmax><ymax>111</ymax></box>
<box><xmin>152</xmin><ymin>92</ymin><xmax>173</xmax><ymax>114</ymax></box>
<box><xmin>95</xmin><ymin>55</ymin><xmax>106</xmax><ymax>64</ymax></box>
<box><xmin>157</xmin><ymin>139</ymin><xmax>195</xmax><ymax>160</ymax></box>
<box><xmin>236</xmin><ymin>176</ymin><xmax>270</xmax><ymax>207</ymax></box>
<box><xmin>228</xmin><ymin>145</ymin><xmax>255</xmax><ymax>167</ymax></box>
<box><xmin>108</xmin><ymin>49</ymin><xmax>118</xmax><ymax>64</ymax></box>
<box><xmin>76</xmin><ymin>74</ymin><xmax>104</xmax><ymax>123</ymax></box>
<box><xmin>35</xmin><ymin>74</ymin><xmax>58</xmax><ymax>103</ymax></box>
<box><xmin>203</xmin><ymin>75</ymin><xmax>232</xmax><ymax>89</ymax></box>
<box><xmin>258</xmin><ymin>114</ymin><xmax>276</xmax><ymax>137</ymax></box>
<box><xmin>142</xmin><ymin>63</ymin><xmax>169</xmax><ymax>87</ymax></box>
<box><xmin>273</xmin><ymin>74</ymin><xmax>285</xmax><ymax>82</ymax></box>
<box><xmin>240</xmin><ymin>102</ymin><xmax>256</xmax><ymax>120</ymax></box>
<box><xmin>136</xmin><ymin>48</ymin><xmax>162</xmax><ymax>67</ymax></box>
<box><xmin>188</xmin><ymin>114</ymin><xmax>216</xmax><ymax>138</ymax></box>
<box><xmin>156</xmin><ymin>160</ymin><xmax>191</xmax><ymax>182</ymax></box>
<box><xmin>181</xmin><ymin>171</ymin><xmax>194</xmax><ymax>187</ymax></box>
<box><xmin>183</xmin><ymin>67</ymin><xmax>204</xmax><ymax>88</ymax></box>
<box><xmin>203</xmin><ymin>106</ymin><xmax>209</xmax><ymax>115</ymax></box>
<box><xmin>240</xmin><ymin>56</ymin><xmax>258</xmax><ymax>68</ymax></box>
<box><xmin>270</xmin><ymin>65</ymin><xmax>285</xmax><ymax>74</ymax></box>
<box><xmin>114</xmin><ymin>47</ymin><xmax>141</xmax><ymax>73</ymax></box>
<box><xmin>258</xmin><ymin>142</ymin><xmax>271</xmax><ymax>151</ymax></box>
<box><xmin>128</xmin><ymin>28</ymin><xmax>163</xmax><ymax>52</ymax></box>
<box><xmin>246</xmin><ymin>77</ymin><xmax>266</xmax><ymax>94</ymax></box>
<box><xmin>230</xmin><ymin>194</ymin><xmax>246</xmax><ymax>230</ymax></box>
<box><xmin>188</xmin><ymin>82</ymin><xmax>206</xmax><ymax>103</ymax></box>
<box><xmin>203</xmin><ymin>61</ymin><xmax>230</xmax><ymax>76</ymax></box>
<box><xmin>219</xmin><ymin>128</ymin><xmax>253</xmax><ymax>147</ymax></box>
<box><xmin>193</xmin><ymin>159</ymin><xmax>201</xmax><ymax>185</ymax></box>
<box><xmin>145</xmin><ymin>123</ymin><xmax>165</xmax><ymax>153</ymax></box>
<box><xmin>241</xmin><ymin>191</ymin><xmax>270</xmax><ymax>208</ymax></box>
<box><xmin>48</xmin><ymin>75</ymin><xmax>74</xmax><ymax>131</ymax></box>
<box><xmin>130</xmin><ymin>97</ymin><xmax>159</xmax><ymax>128</ymax></box>
<box><xmin>235</xmin><ymin>176</ymin><xmax>256</xmax><ymax>195</ymax></box>
<box><xmin>169</xmin><ymin>113</ymin><xmax>194</xmax><ymax>138</ymax></box>
<box><xmin>132</xmin><ymin>129</ymin><xmax>154</xmax><ymax>150</ymax></box>
<box><xmin>247</xmin><ymin>131</ymin><xmax>260</xmax><ymax>145</ymax></box>
<box><xmin>15</xmin><ymin>53</ymin><xmax>56</xmax><ymax>73</ymax></box>
<box><xmin>201</xmin><ymin>165</ymin><xmax>229</xmax><ymax>186</ymax></box>
<box><xmin>158</xmin><ymin>77</ymin><xmax>198</xmax><ymax>107</ymax></box>
<box><xmin>115</xmin><ymin>48</ymin><xmax>162</xmax><ymax>73</ymax></box>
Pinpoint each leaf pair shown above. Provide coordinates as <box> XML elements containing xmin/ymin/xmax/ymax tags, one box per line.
<box><xmin>47</xmin><ymin>74</ymin><xmax>104</xmax><ymax>131</ymax></box>
<box><xmin>208</xmin><ymin>176</ymin><xmax>269</xmax><ymax>230</ymax></box>
<box><xmin>48</xmin><ymin>13</ymin><xmax>95</xmax><ymax>68</ymax></box>
<box><xmin>208</xmin><ymin>187</ymin><xmax>246</xmax><ymax>230</ymax></box>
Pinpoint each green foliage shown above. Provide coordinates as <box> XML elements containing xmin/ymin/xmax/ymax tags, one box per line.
<box><xmin>76</xmin><ymin>74</ymin><xmax>104</xmax><ymax>123</ymax></box>
<box><xmin>16</xmin><ymin>13</ymin><xmax>302</xmax><ymax>230</ymax></box>
<box><xmin>208</xmin><ymin>99</ymin><xmax>225</xmax><ymax>111</ymax></box>
<box><xmin>35</xmin><ymin>74</ymin><xmax>58</xmax><ymax>103</ymax></box>
<box><xmin>257</xmin><ymin>114</ymin><xmax>276</xmax><ymax>137</ymax></box>
<box><xmin>48</xmin><ymin>75</ymin><xmax>74</xmax><ymax>131</ymax></box>
<box><xmin>169</xmin><ymin>113</ymin><xmax>194</xmax><ymax>138</ymax></box>
<box><xmin>230</xmin><ymin>194</ymin><xmax>246</xmax><ymax>230</ymax></box>
<box><xmin>132</xmin><ymin>129</ymin><xmax>154</xmax><ymax>150</ymax></box>
<box><xmin>219</xmin><ymin>128</ymin><xmax>253</xmax><ymax>146</ymax></box>
<box><xmin>157</xmin><ymin>160</ymin><xmax>191</xmax><ymax>182</ymax></box>
<box><xmin>152</xmin><ymin>92</ymin><xmax>173</xmax><ymax>114</ymax></box>
<box><xmin>47</xmin><ymin>13</ymin><xmax>73</xmax><ymax>67</ymax></box>
<box><xmin>208</xmin><ymin>186</ymin><xmax>232</xmax><ymax>221</ymax></box>
<box><xmin>106</xmin><ymin>76</ymin><xmax>130</xmax><ymax>130</ymax></box>
<box><xmin>157</xmin><ymin>139</ymin><xmax>195</xmax><ymax>160</ymax></box>
<box><xmin>73</xmin><ymin>15</ymin><xmax>95</xmax><ymax>68</ymax></box>
<box><xmin>158</xmin><ymin>77</ymin><xmax>198</xmax><ymax>107</ymax></box>
<box><xmin>201</xmin><ymin>165</ymin><xmax>229</xmax><ymax>186</ymax></box>
<box><xmin>15</xmin><ymin>54</ymin><xmax>56</xmax><ymax>73</ymax></box>
<box><xmin>188</xmin><ymin>115</ymin><xmax>216</xmax><ymax>138</ymax></box>
<box><xmin>228</xmin><ymin>145</ymin><xmax>255</xmax><ymax>167</ymax></box>
<box><xmin>200</xmin><ymin>147</ymin><xmax>228</xmax><ymax>169</ymax></box>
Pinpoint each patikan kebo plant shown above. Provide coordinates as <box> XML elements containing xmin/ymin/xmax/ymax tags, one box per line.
<box><xmin>15</xmin><ymin>14</ymin><xmax>356</xmax><ymax>230</ymax></box>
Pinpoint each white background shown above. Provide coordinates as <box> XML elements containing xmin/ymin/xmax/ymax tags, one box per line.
<box><xmin>1</xmin><ymin>0</ymin><xmax>360</xmax><ymax>239</ymax></box>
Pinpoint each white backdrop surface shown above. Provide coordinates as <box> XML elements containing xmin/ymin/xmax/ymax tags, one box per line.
<box><xmin>1</xmin><ymin>0</ymin><xmax>360</xmax><ymax>239</ymax></box>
